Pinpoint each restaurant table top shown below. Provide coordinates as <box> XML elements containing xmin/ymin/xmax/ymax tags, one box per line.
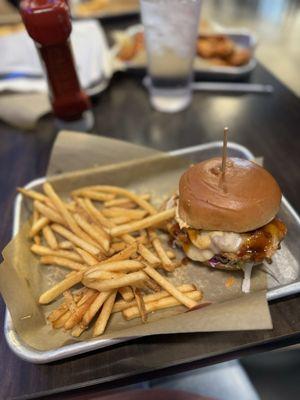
<box><xmin>1</xmin><ymin>17</ymin><xmax>300</xmax><ymax>400</ymax></box>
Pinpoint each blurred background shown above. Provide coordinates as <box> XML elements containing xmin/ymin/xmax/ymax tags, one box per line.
<box><xmin>202</xmin><ymin>0</ymin><xmax>300</xmax><ymax>96</ymax></box>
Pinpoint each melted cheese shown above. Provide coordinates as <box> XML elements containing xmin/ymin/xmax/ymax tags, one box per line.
<box><xmin>184</xmin><ymin>243</ymin><xmax>215</xmax><ymax>262</ymax></box>
<box><xmin>185</xmin><ymin>229</ymin><xmax>242</xmax><ymax>262</ymax></box>
<box><xmin>169</xmin><ymin>195</ymin><xmax>243</xmax><ymax>262</ymax></box>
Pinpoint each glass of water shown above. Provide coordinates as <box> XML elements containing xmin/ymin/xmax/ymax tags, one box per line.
<box><xmin>140</xmin><ymin>0</ymin><xmax>201</xmax><ymax>113</ymax></box>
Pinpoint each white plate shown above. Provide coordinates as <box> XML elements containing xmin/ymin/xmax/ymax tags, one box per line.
<box><xmin>111</xmin><ymin>24</ymin><xmax>257</xmax><ymax>79</ymax></box>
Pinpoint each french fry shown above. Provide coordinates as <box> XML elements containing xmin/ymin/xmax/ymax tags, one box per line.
<box><xmin>63</xmin><ymin>290</ymin><xmax>77</xmax><ymax>313</ymax></box>
<box><xmin>82</xmin><ymin>291</ymin><xmax>111</xmax><ymax>327</ymax></box>
<box><xmin>102</xmin><ymin>208</ymin><xmax>147</xmax><ymax>219</ymax></box>
<box><xmin>42</xmin><ymin>225</ymin><xmax>58</xmax><ymax>249</ymax></box>
<box><xmin>44</xmin><ymin>198</ymin><xmax>74</xmax><ymax>212</ymax></box>
<box><xmin>18</xmin><ymin>187</ymin><xmax>48</xmax><ymax>203</ymax></box>
<box><xmin>93</xmin><ymin>290</ymin><xmax>117</xmax><ymax>337</ymax></box>
<box><xmin>133</xmin><ymin>287</ymin><xmax>147</xmax><ymax>322</ymax></box>
<box><xmin>80</xmin><ymin>201</ymin><xmax>137</xmax><ymax>245</ymax></box>
<box><xmin>59</xmin><ymin>240</ymin><xmax>73</xmax><ymax>250</ymax></box>
<box><xmin>119</xmin><ymin>286</ymin><xmax>134</xmax><ymax>301</ymax></box>
<box><xmin>66</xmin><ymin>271</ymin><xmax>78</xmax><ymax>279</ymax></box>
<box><xmin>106</xmin><ymin>202</ymin><xmax>137</xmax><ymax>210</ymax></box>
<box><xmin>76</xmin><ymin>206</ymin><xmax>110</xmax><ymax>241</ymax></box>
<box><xmin>105</xmin><ymin>242</ymin><xmax>137</xmax><ymax>263</ymax></box>
<box><xmin>52</xmin><ymin>310</ymin><xmax>71</xmax><ymax>328</ymax></box>
<box><xmin>51</xmin><ymin>224</ymin><xmax>101</xmax><ymax>256</ymax></box>
<box><xmin>73</xmin><ymin>213</ymin><xmax>110</xmax><ymax>253</ymax></box>
<box><xmin>139</xmin><ymin>229</ymin><xmax>148</xmax><ymax>241</ymax></box>
<box><xmin>104</xmin><ymin>194</ymin><xmax>150</xmax><ymax>208</ymax></box>
<box><xmin>166</xmin><ymin>250</ymin><xmax>175</xmax><ymax>259</ymax></box>
<box><xmin>82</xmin><ymin>198</ymin><xmax>114</xmax><ymax>229</ymax></box>
<box><xmin>172</xmin><ymin>260</ymin><xmax>182</xmax><ymax>269</ymax></box>
<box><xmin>72</xmin><ymin>186</ymin><xmax>157</xmax><ymax>215</ymax></box>
<box><xmin>25</xmin><ymin>182</ymin><xmax>204</xmax><ymax>338</ymax></box>
<box><xmin>109</xmin><ymin>216</ymin><xmax>133</xmax><ymax>225</ymax></box>
<box><xmin>34</xmin><ymin>201</ymin><xmax>65</xmax><ymax>224</ymax></box>
<box><xmin>48</xmin><ymin>304</ymin><xmax>69</xmax><ymax>323</ymax></box>
<box><xmin>76</xmin><ymin>228</ymin><xmax>103</xmax><ymax>249</ymax></box>
<box><xmin>104</xmin><ymin>198</ymin><xmax>135</xmax><ymax>208</ymax></box>
<box><xmin>83</xmin><ymin>271</ymin><xmax>147</xmax><ymax>292</ymax></box>
<box><xmin>110</xmin><ymin>242</ymin><xmax>126</xmax><ymax>253</ymax></box>
<box><xmin>32</xmin><ymin>209</ymin><xmax>41</xmax><ymax>245</ymax></box>
<box><xmin>138</xmin><ymin>244</ymin><xmax>160</xmax><ymax>266</ymax></box>
<box><xmin>112</xmin><ymin>284</ymin><xmax>195</xmax><ymax>313</ymax></box>
<box><xmin>43</xmin><ymin>186</ymin><xmax>101</xmax><ymax>251</ymax></box>
<box><xmin>85</xmin><ymin>260</ymin><xmax>144</xmax><ymax>277</ymax></box>
<box><xmin>47</xmin><ymin>289</ymin><xmax>86</xmax><ymax>322</ymax></box>
<box><xmin>75</xmin><ymin>189</ymin><xmax>115</xmax><ymax>202</ymax></box>
<box><xmin>29</xmin><ymin>216</ymin><xmax>49</xmax><ymax>237</ymax></box>
<box><xmin>39</xmin><ymin>271</ymin><xmax>83</xmax><ymax>304</ymax></box>
<box><xmin>43</xmin><ymin>190</ymin><xmax>100</xmax><ymax>249</ymax></box>
<box><xmin>136</xmin><ymin>235</ymin><xmax>148</xmax><ymax>245</ymax></box>
<box><xmin>144</xmin><ymin>278</ymin><xmax>161</xmax><ymax>292</ymax></box>
<box><xmin>123</xmin><ymin>290</ymin><xmax>203</xmax><ymax>320</ymax></box>
<box><xmin>144</xmin><ymin>265</ymin><xmax>198</xmax><ymax>309</ymax></box>
<box><xmin>57</xmin><ymin>220</ymin><xmax>102</xmax><ymax>248</ymax></box>
<box><xmin>44</xmin><ymin>198</ymin><xmax>56</xmax><ymax>210</ymax></box>
<box><xmin>71</xmin><ymin>325</ymin><xmax>85</xmax><ymax>337</ymax></box>
<box><xmin>77</xmin><ymin>288</ymin><xmax>97</xmax><ymax>305</ymax></box>
<box><xmin>40</xmin><ymin>256</ymin><xmax>86</xmax><ymax>271</ymax></box>
<box><xmin>31</xmin><ymin>244</ymin><xmax>83</xmax><ymax>262</ymax></box>
<box><xmin>86</xmin><ymin>271</ymin><xmax>124</xmax><ymax>280</ymax></box>
<box><xmin>111</xmin><ymin>216</ymin><xmax>156</xmax><ymax>226</ymax></box>
<box><xmin>64</xmin><ymin>292</ymin><xmax>98</xmax><ymax>330</ymax></box>
<box><xmin>33</xmin><ymin>236</ymin><xmax>41</xmax><ymax>245</ymax></box>
<box><xmin>74</xmin><ymin>247</ymin><xmax>99</xmax><ymax>266</ymax></box>
<box><xmin>43</xmin><ymin>182</ymin><xmax>83</xmax><ymax>237</ymax></box>
<box><xmin>66</xmin><ymin>201</ymin><xmax>77</xmax><ymax>212</ymax></box>
<box><xmin>149</xmin><ymin>231</ymin><xmax>174</xmax><ymax>272</ymax></box>
<box><xmin>110</xmin><ymin>208</ymin><xmax>175</xmax><ymax>237</ymax></box>
<box><xmin>48</xmin><ymin>303</ymin><xmax>69</xmax><ymax>322</ymax></box>
<box><xmin>74</xmin><ymin>196</ymin><xmax>94</xmax><ymax>218</ymax></box>
<box><xmin>122</xmin><ymin>233</ymin><xmax>138</xmax><ymax>245</ymax></box>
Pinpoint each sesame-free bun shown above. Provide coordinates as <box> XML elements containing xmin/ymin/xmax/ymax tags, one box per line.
<box><xmin>178</xmin><ymin>157</ymin><xmax>282</xmax><ymax>232</ymax></box>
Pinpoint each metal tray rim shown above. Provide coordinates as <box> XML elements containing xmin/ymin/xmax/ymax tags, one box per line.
<box><xmin>4</xmin><ymin>141</ymin><xmax>300</xmax><ymax>363</ymax></box>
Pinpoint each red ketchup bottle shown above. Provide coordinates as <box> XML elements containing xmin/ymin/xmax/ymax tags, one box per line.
<box><xmin>20</xmin><ymin>0</ymin><xmax>94</xmax><ymax>130</ymax></box>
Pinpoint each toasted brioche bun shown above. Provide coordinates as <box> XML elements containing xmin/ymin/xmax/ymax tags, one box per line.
<box><xmin>178</xmin><ymin>157</ymin><xmax>281</xmax><ymax>233</ymax></box>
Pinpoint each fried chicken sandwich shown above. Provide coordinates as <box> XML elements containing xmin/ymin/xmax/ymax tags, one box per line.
<box><xmin>168</xmin><ymin>157</ymin><xmax>287</xmax><ymax>271</ymax></box>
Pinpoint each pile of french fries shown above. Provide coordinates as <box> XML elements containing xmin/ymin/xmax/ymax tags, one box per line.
<box><xmin>19</xmin><ymin>183</ymin><xmax>203</xmax><ymax>338</ymax></box>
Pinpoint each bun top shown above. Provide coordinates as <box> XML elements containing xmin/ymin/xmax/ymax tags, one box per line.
<box><xmin>178</xmin><ymin>157</ymin><xmax>282</xmax><ymax>232</ymax></box>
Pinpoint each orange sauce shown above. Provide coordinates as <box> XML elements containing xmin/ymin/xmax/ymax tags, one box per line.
<box><xmin>225</xmin><ymin>276</ymin><xmax>236</xmax><ymax>288</ymax></box>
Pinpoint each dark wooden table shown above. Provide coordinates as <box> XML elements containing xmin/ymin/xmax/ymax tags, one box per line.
<box><xmin>1</xmin><ymin>39</ymin><xmax>300</xmax><ymax>399</ymax></box>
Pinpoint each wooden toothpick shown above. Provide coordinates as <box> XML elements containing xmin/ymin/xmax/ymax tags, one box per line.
<box><xmin>221</xmin><ymin>126</ymin><xmax>228</xmax><ymax>181</ymax></box>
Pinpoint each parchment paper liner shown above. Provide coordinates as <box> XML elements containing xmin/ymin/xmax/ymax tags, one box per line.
<box><xmin>0</xmin><ymin>132</ymin><xmax>272</xmax><ymax>351</ymax></box>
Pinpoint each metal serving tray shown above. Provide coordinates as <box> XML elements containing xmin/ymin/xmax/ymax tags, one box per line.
<box><xmin>111</xmin><ymin>25</ymin><xmax>257</xmax><ymax>80</ymax></box>
<box><xmin>4</xmin><ymin>142</ymin><xmax>300</xmax><ymax>363</ymax></box>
